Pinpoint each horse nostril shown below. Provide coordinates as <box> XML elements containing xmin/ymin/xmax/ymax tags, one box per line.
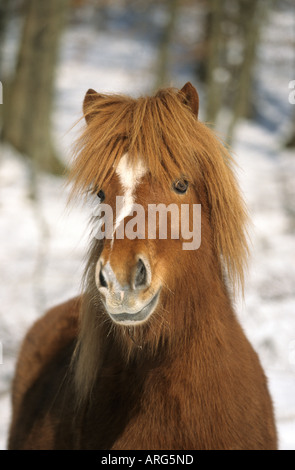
<box><xmin>99</xmin><ymin>268</ymin><xmax>108</xmax><ymax>288</ymax></box>
<box><xmin>134</xmin><ymin>258</ymin><xmax>147</xmax><ymax>289</ymax></box>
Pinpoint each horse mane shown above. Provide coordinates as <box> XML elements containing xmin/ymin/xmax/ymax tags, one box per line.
<box><xmin>68</xmin><ymin>86</ymin><xmax>249</xmax><ymax>294</ymax></box>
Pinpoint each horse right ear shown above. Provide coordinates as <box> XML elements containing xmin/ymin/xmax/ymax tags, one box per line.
<box><xmin>179</xmin><ymin>82</ymin><xmax>199</xmax><ymax>119</ymax></box>
<box><xmin>83</xmin><ymin>89</ymin><xmax>100</xmax><ymax>124</ymax></box>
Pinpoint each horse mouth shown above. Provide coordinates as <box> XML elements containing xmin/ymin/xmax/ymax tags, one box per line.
<box><xmin>109</xmin><ymin>290</ymin><xmax>160</xmax><ymax>325</ymax></box>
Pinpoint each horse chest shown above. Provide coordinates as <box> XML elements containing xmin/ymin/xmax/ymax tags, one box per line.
<box><xmin>78</xmin><ymin>362</ymin><xmax>198</xmax><ymax>450</ymax></box>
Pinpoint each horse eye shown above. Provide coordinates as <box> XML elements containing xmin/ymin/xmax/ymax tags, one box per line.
<box><xmin>173</xmin><ymin>179</ymin><xmax>188</xmax><ymax>194</ymax></box>
<box><xmin>97</xmin><ymin>189</ymin><xmax>105</xmax><ymax>202</ymax></box>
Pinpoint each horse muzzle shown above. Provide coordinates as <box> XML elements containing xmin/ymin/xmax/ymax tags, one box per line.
<box><xmin>96</xmin><ymin>256</ymin><xmax>160</xmax><ymax>325</ymax></box>
<box><xmin>107</xmin><ymin>290</ymin><xmax>160</xmax><ymax>325</ymax></box>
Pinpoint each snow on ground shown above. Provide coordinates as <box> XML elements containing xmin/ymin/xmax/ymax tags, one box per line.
<box><xmin>234</xmin><ymin>121</ymin><xmax>295</xmax><ymax>450</ymax></box>
<box><xmin>0</xmin><ymin>5</ymin><xmax>294</xmax><ymax>450</ymax></box>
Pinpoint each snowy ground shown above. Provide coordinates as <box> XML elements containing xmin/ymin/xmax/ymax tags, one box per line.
<box><xmin>0</xmin><ymin>5</ymin><xmax>295</xmax><ymax>450</ymax></box>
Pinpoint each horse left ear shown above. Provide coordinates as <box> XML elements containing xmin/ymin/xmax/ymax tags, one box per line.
<box><xmin>83</xmin><ymin>88</ymin><xmax>100</xmax><ymax>124</ymax></box>
<box><xmin>179</xmin><ymin>82</ymin><xmax>199</xmax><ymax>118</ymax></box>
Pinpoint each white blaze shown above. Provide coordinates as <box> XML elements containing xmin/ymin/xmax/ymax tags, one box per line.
<box><xmin>114</xmin><ymin>154</ymin><xmax>147</xmax><ymax>234</ymax></box>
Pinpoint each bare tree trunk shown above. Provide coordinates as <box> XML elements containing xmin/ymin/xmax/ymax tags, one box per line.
<box><xmin>286</xmin><ymin>109</ymin><xmax>295</xmax><ymax>147</ymax></box>
<box><xmin>154</xmin><ymin>0</ymin><xmax>180</xmax><ymax>90</ymax></box>
<box><xmin>0</xmin><ymin>0</ymin><xmax>9</xmax><ymax>131</ymax></box>
<box><xmin>0</xmin><ymin>0</ymin><xmax>9</xmax><ymax>71</ymax></box>
<box><xmin>226</xmin><ymin>0</ymin><xmax>265</xmax><ymax>144</ymax></box>
<box><xmin>203</xmin><ymin>0</ymin><xmax>270</xmax><ymax>143</ymax></box>
<box><xmin>2</xmin><ymin>0</ymin><xmax>69</xmax><ymax>175</ymax></box>
<box><xmin>205</xmin><ymin>0</ymin><xmax>223</xmax><ymax>123</ymax></box>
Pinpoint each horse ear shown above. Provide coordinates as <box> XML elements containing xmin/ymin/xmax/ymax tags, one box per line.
<box><xmin>179</xmin><ymin>82</ymin><xmax>199</xmax><ymax>118</ymax></box>
<box><xmin>83</xmin><ymin>89</ymin><xmax>100</xmax><ymax>124</ymax></box>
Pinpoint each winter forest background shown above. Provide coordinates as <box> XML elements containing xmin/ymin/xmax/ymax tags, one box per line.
<box><xmin>0</xmin><ymin>0</ymin><xmax>295</xmax><ymax>450</ymax></box>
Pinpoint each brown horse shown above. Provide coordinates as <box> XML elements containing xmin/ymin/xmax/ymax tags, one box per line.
<box><xmin>8</xmin><ymin>83</ymin><xmax>277</xmax><ymax>450</ymax></box>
